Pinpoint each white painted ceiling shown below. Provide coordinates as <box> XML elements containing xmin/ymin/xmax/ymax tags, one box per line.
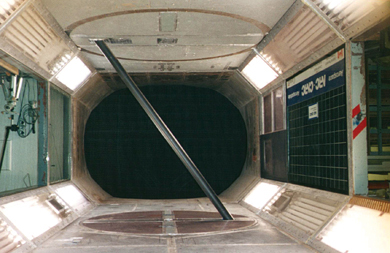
<box><xmin>41</xmin><ymin>0</ymin><xmax>296</xmax><ymax>73</ymax></box>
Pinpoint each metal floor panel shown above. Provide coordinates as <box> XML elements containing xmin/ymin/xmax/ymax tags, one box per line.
<box><xmin>32</xmin><ymin>200</ymin><xmax>316</xmax><ymax>253</ymax></box>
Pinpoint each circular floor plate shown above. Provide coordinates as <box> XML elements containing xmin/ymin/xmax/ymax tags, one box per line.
<box><xmin>81</xmin><ymin>211</ymin><xmax>256</xmax><ymax>235</ymax></box>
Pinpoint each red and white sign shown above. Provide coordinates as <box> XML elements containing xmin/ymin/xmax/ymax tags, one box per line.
<box><xmin>352</xmin><ymin>104</ymin><xmax>366</xmax><ymax>139</ymax></box>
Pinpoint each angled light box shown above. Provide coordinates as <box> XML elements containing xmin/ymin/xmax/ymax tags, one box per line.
<box><xmin>55</xmin><ymin>57</ymin><xmax>91</xmax><ymax>91</ymax></box>
<box><xmin>0</xmin><ymin>0</ymin><xmax>23</xmax><ymax>15</ymax></box>
<box><xmin>241</xmin><ymin>55</ymin><xmax>279</xmax><ymax>90</ymax></box>
<box><xmin>1</xmin><ymin>195</ymin><xmax>62</xmax><ymax>240</ymax></box>
<box><xmin>243</xmin><ymin>181</ymin><xmax>281</xmax><ymax>210</ymax></box>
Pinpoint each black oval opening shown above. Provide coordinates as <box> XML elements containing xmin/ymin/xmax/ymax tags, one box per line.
<box><xmin>85</xmin><ymin>85</ymin><xmax>247</xmax><ymax>199</ymax></box>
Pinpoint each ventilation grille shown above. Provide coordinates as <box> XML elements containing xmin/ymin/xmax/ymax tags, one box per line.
<box><xmin>283</xmin><ymin>8</ymin><xmax>334</xmax><ymax>59</ymax></box>
<box><xmin>0</xmin><ymin>218</ymin><xmax>25</xmax><ymax>252</ymax></box>
<box><xmin>0</xmin><ymin>0</ymin><xmax>27</xmax><ymax>26</ymax></box>
<box><xmin>3</xmin><ymin>6</ymin><xmax>59</xmax><ymax>61</ymax></box>
<box><xmin>310</xmin><ymin>0</ymin><xmax>386</xmax><ymax>31</ymax></box>
<box><xmin>46</xmin><ymin>194</ymin><xmax>71</xmax><ymax>218</ymax></box>
<box><xmin>260</xmin><ymin>6</ymin><xmax>336</xmax><ymax>73</ymax></box>
<box><xmin>264</xmin><ymin>191</ymin><xmax>337</xmax><ymax>234</ymax></box>
<box><xmin>349</xmin><ymin>195</ymin><xmax>390</xmax><ymax>213</ymax></box>
<box><xmin>2</xmin><ymin>5</ymin><xmax>71</xmax><ymax>74</ymax></box>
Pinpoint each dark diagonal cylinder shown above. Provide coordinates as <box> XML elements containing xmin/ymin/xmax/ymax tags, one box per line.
<box><xmin>95</xmin><ymin>40</ymin><xmax>233</xmax><ymax>220</ymax></box>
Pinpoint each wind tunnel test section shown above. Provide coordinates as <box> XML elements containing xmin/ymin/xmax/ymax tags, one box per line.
<box><xmin>1</xmin><ymin>0</ymin><xmax>390</xmax><ymax>252</ymax></box>
<box><xmin>85</xmin><ymin>85</ymin><xmax>247</xmax><ymax>199</ymax></box>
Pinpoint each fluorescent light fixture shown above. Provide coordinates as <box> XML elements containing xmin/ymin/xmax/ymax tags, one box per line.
<box><xmin>11</xmin><ymin>75</ymin><xmax>16</xmax><ymax>95</ymax></box>
<box><xmin>322</xmin><ymin>0</ymin><xmax>349</xmax><ymax>10</ymax></box>
<box><xmin>1</xmin><ymin>195</ymin><xmax>62</xmax><ymax>240</ymax></box>
<box><xmin>16</xmin><ymin>77</ymin><xmax>23</xmax><ymax>100</ymax></box>
<box><xmin>243</xmin><ymin>182</ymin><xmax>281</xmax><ymax>210</ymax></box>
<box><xmin>0</xmin><ymin>0</ymin><xmax>17</xmax><ymax>14</ymax></box>
<box><xmin>0</xmin><ymin>0</ymin><xmax>11</xmax><ymax>11</ymax></box>
<box><xmin>319</xmin><ymin>205</ymin><xmax>390</xmax><ymax>253</ymax></box>
<box><xmin>55</xmin><ymin>184</ymin><xmax>88</xmax><ymax>209</ymax></box>
<box><xmin>55</xmin><ymin>57</ymin><xmax>91</xmax><ymax>90</ymax></box>
<box><xmin>241</xmin><ymin>55</ymin><xmax>279</xmax><ymax>90</ymax></box>
<box><xmin>0</xmin><ymin>218</ymin><xmax>25</xmax><ymax>250</ymax></box>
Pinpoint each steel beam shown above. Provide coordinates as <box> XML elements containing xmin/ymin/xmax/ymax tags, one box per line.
<box><xmin>95</xmin><ymin>40</ymin><xmax>233</xmax><ymax>220</ymax></box>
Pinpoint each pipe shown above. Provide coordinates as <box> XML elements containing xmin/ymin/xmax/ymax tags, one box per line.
<box><xmin>0</xmin><ymin>127</ymin><xmax>11</xmax><ymax>173</ymax></box>
<box><xmin>11</xmin><ymin>75</ymin><xmax>17</xmax><ymax>96</ymax></box>
<box><xmin>0</xmin><ymin>125</ymin><xmax>18</xmax><ymax>174</ymax></box>
<box><xmin>95</xmin><ymin>40</ymin><xmax>233</xmax><ymax>220</ymax></box>
<box><xmin>16</xmin><ymin>77</ymin><xmax>23</xmax><ymax>100</ymax></box>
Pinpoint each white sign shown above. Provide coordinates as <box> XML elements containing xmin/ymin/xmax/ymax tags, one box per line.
<box><xmin>308</xmin><ymin>103</ymin><xmax>318</xmax><ymax>120</ymax></box>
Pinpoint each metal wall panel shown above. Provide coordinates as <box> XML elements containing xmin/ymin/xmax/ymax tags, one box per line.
<box><xmin>260</xmin><ymin>130</ymin><xmax>288</xmax><ymax>182</ymax></box>
<box><xmin>288</xmin><ymin>85</ymin><xmax>348</xmax><ymax>194</ymax></box>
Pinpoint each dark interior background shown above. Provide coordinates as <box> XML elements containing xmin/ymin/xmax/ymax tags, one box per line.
<box><xmin>85</xmin><ymin>85</ymin><xmax>247</xmax><ymax>199</ymax></box>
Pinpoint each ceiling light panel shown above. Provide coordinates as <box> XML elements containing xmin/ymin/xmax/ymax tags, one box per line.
<box><xmin>318</xmin><ymin>205</ymin><xmax>390</xmax><ymax>253</ymax></box>
<box><xmin>55</xmin><ymin>184</ymin><xmax>90</xmax><ymax>214</ymax></box>
<box><xmin>1</xmin><ymin>195</ymin><xmax>62</xmax><ymax>240</ymax></box>
<box><xmin>0</xmin><ymin>217</ymin><xmax>25</xmax><ymax>252</ymax></box>
<box><xmin>0</xmin><ymin>0</ymin><xmax>26</xmax><ymax>25</ymax></box>
<box><xmin>243</xmin><ymin>182</ymin><xmax>281</xmax><ymax>210</ymax></box>
<box><xmin>55</xmin><ymin>56</ymin><xmax>91</xmax><ymax>90</ymax></box>
<box><xmin>310</xmin><ymin>0</ymin><xmax>388</xmax><ymax>31</ymax></box>
<box><xmin>241</xmin><ymin>55</ymin><xmax>279</xmax><ymax>90</ymax></box>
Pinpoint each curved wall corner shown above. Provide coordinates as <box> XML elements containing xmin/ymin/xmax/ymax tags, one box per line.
<box><xmin>220</xmin><ymin>100</ymin><xmax>261</xmax><ymax>202</ymax></box>
<box><xmin>71</xmin><ymin>74</ymin><xmax>116</xmax><ymax>202</ymax></box>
